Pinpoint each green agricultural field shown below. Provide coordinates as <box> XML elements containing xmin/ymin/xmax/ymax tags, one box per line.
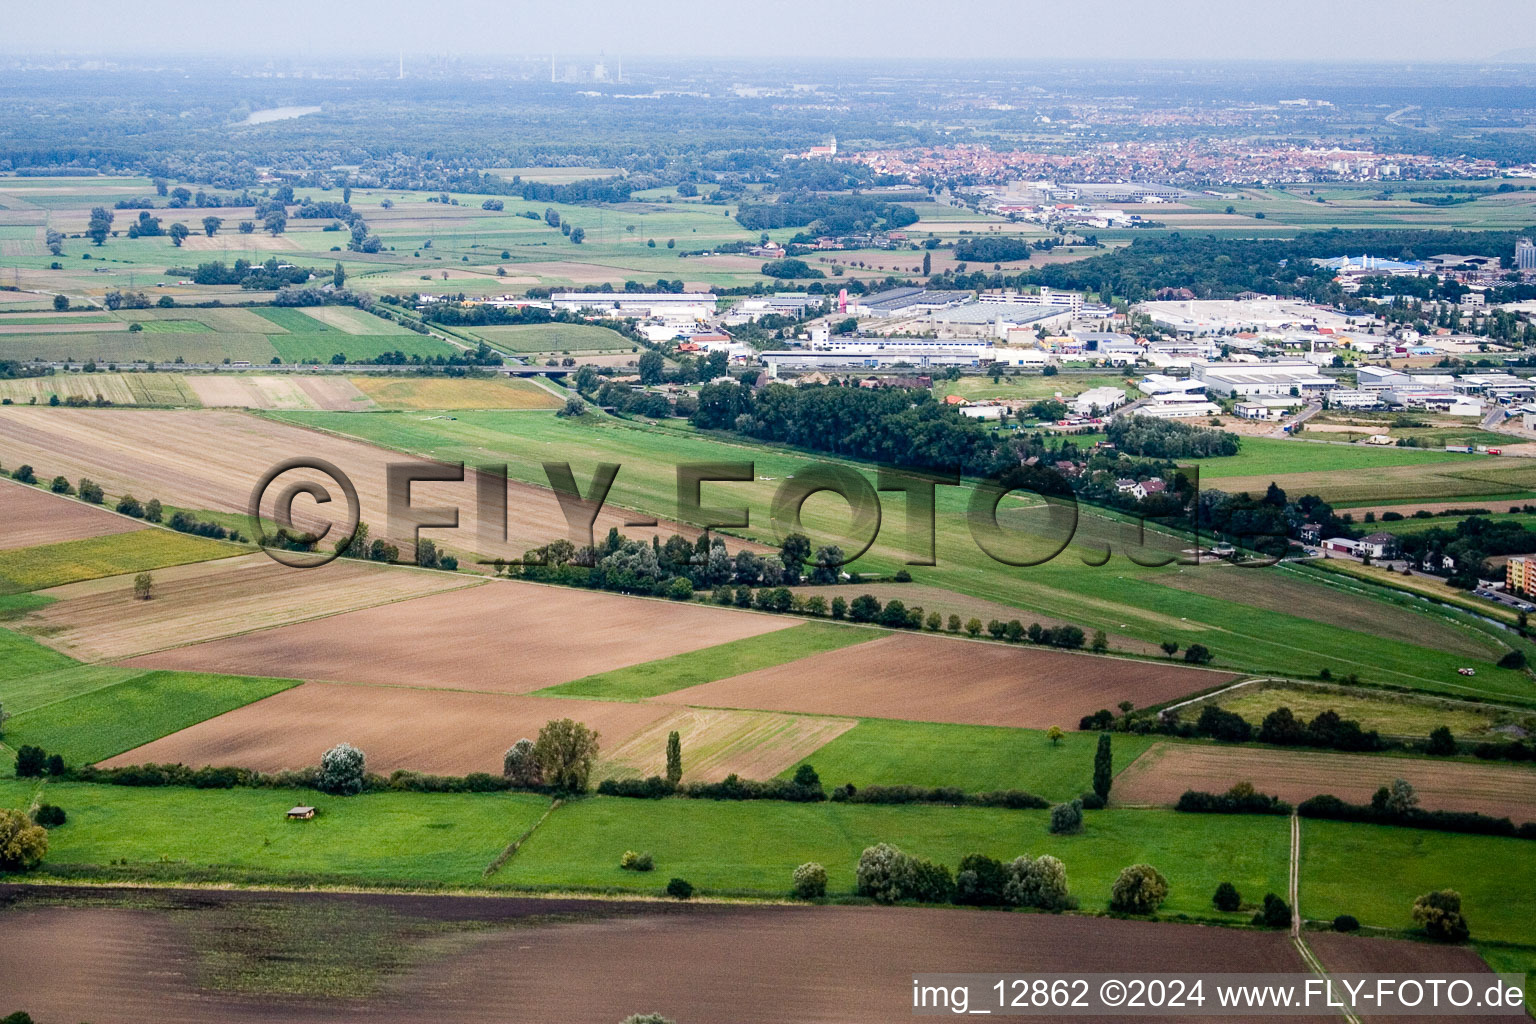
<box><xmin>505</xmin><ymin>799</ymin><xmax>1290</xmax><ymax>916</ymax></box>
<box><xmin>0</xmin><ymin>626</ymin><xmax>77</xmax><ymax>687</ymax></box>
<box><xmin>2</xmin><ymin>780</ymin><xmax>551</xmax><ymax>887</ymax></box>
<box><xmin>1369</xmin><ymin>512</ymin><xmax>1536</xmax><ymax>537</ymax></box>
<box><xmin>1198</xmin><ymin>437</ymin><xmax>1478</xmax><ymax>479</ymax></box>
<box><xmin>539</xmin><ymin>622</ymin><xmax>874</xmax><ymax>700</ymax></box>
<box><xmin>0</xmin><ymin>528</ymin><xmax>248</xmax><ymax>592</ymax></box>
<box><xmin>2</xmin><ymin>670</ymin><xmax>299</xmax><ymax>766</ymax></box>
<box><xmin>935</xmin><ymin>375</ymin><xmax>1103</xmax><ymax>403</ymax></box>
<box><xmin>271</xmin><ymin>408</ymin><xmax>1533</xmax><ymax>697</ymax></box>
<box><xmin>1300</xmin><ymin>818</ymin><xmax>1536</xmax><ymax>946</ymax></box>
<box><xmin>461</xmin><ymin>322</ymin><xmax>634</xmax><ymax>353</ymax></box>
<box><xmin>1186</xmin><ymin>681</ymin><xmax>1527</xmax><ymax>740</ymax></box>
<box><xmin>268</xmin><ymin>333</ymin><xmax>458</xmax><ymax>363</ymax></box>
<box><xmin>785</xmin><ymin>720</ymin><xmax>1156</xmax><ymax>801</ymax></box>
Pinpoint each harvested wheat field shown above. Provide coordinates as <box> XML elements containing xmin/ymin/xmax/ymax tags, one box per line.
<box><xmin>18</xmin><ymin>553</ymin><xmax>479</xmax><ymax>662</ymax></box>
<box><xmin>184</xmin><ymin>375</ymin><xmax>374</xmax><ymax>411</ymax></box>
<box><xmin>100</xmin><ymin>681</ymin><xmax>674</xmax><ymax>775</ymax></box>
<box><xmin>0</xmin><ymin>895</ymin><xmax>1351</xmax><ymax>1024</ymax></box>
<box><xmin>347</xmin><ymin>376</ymin><xmax>563</xmax><ymax>411</ymax></box>
<box><xmin>0</xmin><ymin>478</ymin><xmax>144</xmax><ymax>551</ymax></box>
<box><xmin>126</xmin><ymin>579</ymin><xmax>796</xmax><ymax>692</ymax></box>
<box><xmin>1113</xmin><ymin>742</ymin><xmax>1536</xmax><ymax>820</ymax></box>
<box><xmin>0</xmin><ymin>406</ymin><xmax>694</xmax><ymax>558</ymax></box>
<box><xmin>597</xmin><ymin>707</ymin><xmax>856</xmax><ymax>783</ymax></box>
<box><xmin>654</xmin><ymin>633</ymin><xmax>1235</xmax><ymax>729</ymax></box>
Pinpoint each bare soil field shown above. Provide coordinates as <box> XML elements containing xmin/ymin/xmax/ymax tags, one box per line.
<box><xmin>0</xmin><ymin>893</ymin><xmax>1351</xmax><ymax>1024</ymax></box>
<box><xmin>1113</xmin><ymin>742</ymin><xmax>1536</xmax><ymax>821</ymax></box>
<box><xmin>653</xmin><ymin>633</ymin><xmax>1236</xmax><ymax>729</ymax></box>
<box><xmin>125</xmin><ymin>579</ymin><xmax>796</xmax><ymax>692</ymax></box>
<box><xmin>1153</xmin><ymin>564</ymin><xmax>1498</xmax><ymax>660</ymax></box>
<box><xmin>0</xmin><ymin>477</ymin><xmax>144</xmax><ymax>551</ymax></box>
<box><xmin>100</xmin><ymin>680</ymin><xmax>674</xmax><ymax>775</ymax></box>
<box><xmin>598</xmin><ymin>706</ymin><xmax>857</xmax><ymax>783</ymax></box>
<box><xmin>0</xmin><ymin>407</ymin><xmax>694</xmax><ymax>558</ymax></box>
<box><xmin>0</xmin><ymin>320</ymin><xmax>126</xmax><ymax>334</ymax></box>
<box><xmin>1343</xmin><ymin>498</ymin><xmax>1536</xmax><ymax>519</ymax></box>
<box><xmin>19</xmin><ymin>553</ymin><xmax>479</xmax><ymax>662</ymax></box>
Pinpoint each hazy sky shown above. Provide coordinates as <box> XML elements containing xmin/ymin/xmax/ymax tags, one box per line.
<box><xmin>5</xmin><ymin>0</ymin><xmax>1535</xmax><ymax>62</ymax></box>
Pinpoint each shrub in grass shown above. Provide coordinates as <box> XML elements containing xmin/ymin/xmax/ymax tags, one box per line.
<box><xmin>318</xmin><ymin>742</ymin><xmax>366</xmax><ymax>796</ymax></box>
<box><xmin>45</xmin><ymin>754</ymin><xmax>64</xmax><ymax>777</ymax></box>
<box><xmin>1079</xmin><ymin>791</ymin><xmax>1106</xmax><ymax>810</ymax></box>
<box><xmin>666</xmin><ymin>877</ymin><xmax>693</xmax><ymax>900</ymax></box>
<box><xmin>32</xmin><ymin>805</ymin><xmax>66</xmax><ymax>829</ymax></box>
<box><xmin>856</xmin><ymin>843</ymin><xmax>953</xmax><ymax>904</ymax></box>
<box><xmin>1333</xmin><ymin>914</ymin><xmax>1360</xmax><ymax>933</ymax></box>
<box><xmin>792</xmin><ymin>862</ymin><xmax>828</xmax><ymax>900</ymax></box>
<box><xmin>953</xmin><ymin>853</ymin><xmax>1009</xmax><ymax>906</ymax></box>
<box><xmin>13</xmin><ymin>746</ymin><xmax>47</xmax><ymax>778</ymax></box>
<box><xmin>1498</xmin><ymin>650</ymin><xmax>1527</xmax><ymax>670</ymax></box>
<box><xmin>1049</xmin><ymin>798</ymin><xmax>1084</xmax><ymax>835</ymax></box>
<box><xmin>1413</xmin><ymin>890</ymin><xmax>1470</xmax><ymax>942</ymax></box>
<box><xmin>1426</xmin><ymin>726</ymin><xmax>1456</xmax><ymax>757</ymax></box>
<box><xmin>1004</xmin><ymin>855</ymin><xmax>1075</xmax><ymax>911</ymax></box>
<box><xmin>1110</xmin><ymin>864</ymin><xmax>1169</xmax><ymax>915</ymax></box>
<box><xmin>1252</xmin><ymin>893</ymin><xmax>1292</xmax><ymax>929</ymax></box>
<box><xmin>502</xmin><ymin>738</ymin><xmax>543</xmax><ymax>788</ymax></box>
<box><xmin>620</xmin><ymin>850</ymin><xmax>654</xmax><ymax>872</ymax></box>
<box><xmin>1213</xmin><ymin>882</ymin><xmax>1242</xmax><ymax>912</ymax></box>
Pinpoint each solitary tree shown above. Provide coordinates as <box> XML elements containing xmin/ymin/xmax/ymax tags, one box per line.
<box><xmin>333</xmin><ymin>262</ymin><xmax>346</xmax><ymax>289</ymax></box>
<box><xmin>1092</xmin><ymin>733</ymin><xmax>1113</xmax><ymax>800</ymax></box>
<box><xmin>52</xmin><ymin>294</ymin><xmax>69</xmax><ymax>312</ymax></box>
<box><xmin>0</xmin><ymin>807</ymin><xmax>48</xmax><ymax>872</ymax></box>
<box><xmin>318</xmin><ymin>742</ymin><xmax>367</xmax><ymax>795</ymax></box>
<box><xmin>1160</xmin><ymin>640</ymin><xmax>1179</xmax><ymax>658</ymax></box>
<box><xmin>1413</xmin><ymin>889</ymin><xmax>1470</xmax><ymax>942</ymax></box>
<box><xmin>533</xmin><ymin>718</ymin><xmax>600</xmax><ymax>793</ymax></box>
<box><xmin>168</xmin><ymin>222</ymin><xmax>190</xmax><ymax>247</ymax></box>
<box><xmin>665</xmin><ymin>729</ymin><xmax>683</xmax><ymax>785</ymax></box>
<box><xmin>132</xmin><ymin>572</ymin><xmax>154</xmax><ymax>601</ymax></box>
<box><xmin>202</xmin><ymin>216</ymin><xmax>222</xmax><ymax>237</ymax></box>
<box><xmin>1046</xmin><ymin>725</ymin><xmax>1064</xmax><ymax>746</ymax></box>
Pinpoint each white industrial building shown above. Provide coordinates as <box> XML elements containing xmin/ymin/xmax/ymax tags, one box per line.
<box><xmin>1137</xmin><ymin>373</ymin><xmax>1207</xmax><ymax>396</ymax></box>
<box><xmin>1138</xmin><ymin>393</ymin><xmax>1222</xmax><ymax>419</ymax></box>
<box><xmin>1140</xmin><ymin>298</ymin><xmax>1366</xmax><ymax>336</ymax></box>
<box><xmin>1071</xmin><ymin>386</ymin><xmax>1127</xmax><ymax>416</ymax></box>
<box><xmin>552</xmin><ymin>291</ymin><xmax>717</xmax><ymax>318</ymax></box>
<box><xmin>1192</xmin><ymin>360</ymin><xmax>1337</xmax><ymax>398</ymax></box>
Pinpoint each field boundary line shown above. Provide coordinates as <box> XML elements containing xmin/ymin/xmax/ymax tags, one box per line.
<box><xmin>1289</xmin><ymin>813</ymin><xmax>1363</xmax><ymax>1024</ymax></box>
<box><xmin>483</xmin><ymin>797</ymin><xmax>562</xmax><ymax>878</ymax></box>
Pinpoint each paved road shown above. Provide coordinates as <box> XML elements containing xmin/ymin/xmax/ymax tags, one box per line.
<box><xmin>1266</xmin><ymin>401</ymin><xmax>1321</xmax><ymax>438</ymax></box>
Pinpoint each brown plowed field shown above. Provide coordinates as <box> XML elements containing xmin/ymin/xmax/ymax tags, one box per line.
<box><xmin>18</xmin><ymin>553</ymin><xmax>479</xmax><ymax>662</ymax></box>
<box><xmin>1306</xmin><ymin>931</ymin><xmax>1497</xmax><ymax>1024</ymax></box>
<box><xmin>0</xmin><ymin>477</ymin><xmax>144</xmax><ymax>551</ymax></box>
<box><xmin>1113</xmin><ymin>742</ymin><xmax>1536</xmax><ymax>821</ymax></box>
<box><xmin>0</xmin><ymin>890</ymin><xmax>1359</xmax><ymax>1024</ymax></box>
<box><xmin>0</xmin><ymin>406</ymin><xmax>695</xmax><ymax>558</ymax></box>
<box><xmin>99</xmin><ymin>681</ymin><xmax>674</xmax><ymax>775</ymax></box>
<box><xmin>652</xmin><ymin>633</ymin><xmax>1236</xmax><ymax>729</ymax></box>
<box><xmin>125</xmin><ymin>579</ymin><xmax>795</xmax><ymax>692</ymax></box>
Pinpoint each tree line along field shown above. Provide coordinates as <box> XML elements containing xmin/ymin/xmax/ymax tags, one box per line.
<box><xmin>269</xmin><ymin>406</ymin><xmax>1536</xmax><ymax>697</ymax></box>
<box><xmin>7</xmin><ymin>773</ymin><xmax>1534</xmax><ymax>952</ymax></box>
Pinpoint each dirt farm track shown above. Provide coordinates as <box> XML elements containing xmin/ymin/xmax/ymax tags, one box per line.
<box><xmin>1</xmin><ymin>885</ymin><xmax>1488</xmax><ymax>1024</ymax></box>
